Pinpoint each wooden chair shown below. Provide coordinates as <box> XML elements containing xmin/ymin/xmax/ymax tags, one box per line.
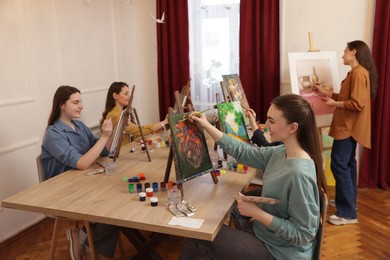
<box><xmin>36</xmin><ymin>156</ymin><xmax>97</xmax><ymax>260</ymax></box>
<box><xmin>313</xmin><ymin>188</ymin><xmax>328</xmax><ymax>260</ymax></box>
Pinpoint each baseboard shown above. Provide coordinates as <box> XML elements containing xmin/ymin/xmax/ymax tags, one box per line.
<box><xmin>0</xmin><ymin>215</ymin><xmax>46</xmax><ymax>244</ymax></box>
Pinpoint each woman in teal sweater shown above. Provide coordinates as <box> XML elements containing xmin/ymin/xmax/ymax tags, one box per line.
<box><xmin>180</xmin><ymin>94</ymin><xmax>327</xmax><ymax>260</ymax></box>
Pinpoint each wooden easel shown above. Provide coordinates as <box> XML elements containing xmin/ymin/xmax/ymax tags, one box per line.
<box><xmin>111</xmin><ymin>85</ymin><xmax>151</xmax><ymax>162</ymax></box>
<box><xmin>164</xmin><ymin>90</ymin><xmax>218</xmax><ymax>197</ymax></box>
<box><xmin>220</xmin><ymin>81</ymin><xmax>232</xmax><ymax>102</ymax></box>
<box><xmin>212</xmin><ymin>93</ymin><xmax>228</xmax><ymax>160</ymax></box>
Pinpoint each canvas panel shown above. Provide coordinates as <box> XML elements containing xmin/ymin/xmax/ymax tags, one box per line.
<box><xmin>217</xmin><ymin>101</ymin><xmax>249</xmax><ymax>143</ymax></box>
<box><xmin>168</xmin><ymin>113</ymin><xmax>213</xmax><ymax>180</ymax></box>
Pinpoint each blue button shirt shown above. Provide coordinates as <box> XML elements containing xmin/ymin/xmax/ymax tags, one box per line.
<box><xmin>41</xmin><ymin>119</ymin><xmax>107</xmax><ymax>179</ymax></box>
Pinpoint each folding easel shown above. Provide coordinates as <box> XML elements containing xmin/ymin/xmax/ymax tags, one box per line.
<box><xmin>164</xmin><ymin>90</ymin><xmax>218</xmax><ymax>197</ymax></box>
<box><xmin>110</xmin><ymin>85</ymin><xmax>151</xmax><ymax>162</ymax></box>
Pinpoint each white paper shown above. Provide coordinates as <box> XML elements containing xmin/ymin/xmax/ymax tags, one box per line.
<box><xmin>168</xmin><ymin>216</ymin><xmax>204</xmax><ymax>229</ymax></box>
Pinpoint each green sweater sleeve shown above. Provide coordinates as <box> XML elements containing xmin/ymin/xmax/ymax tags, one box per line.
<box><xmin>218</xmin><ymin>133</ymin><xmax>319</xmax><ymax>259</ymax></box>
<box><xmin>217</xmin><ymin>134</ymin><xmax>271</xmax><ymax>170</ymax></box>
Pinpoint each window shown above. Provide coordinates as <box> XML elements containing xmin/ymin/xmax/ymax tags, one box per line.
<box><xmin>188</xmin><ymin>0</ymin><xmax>240</xmax><ymax>110</ymax></box>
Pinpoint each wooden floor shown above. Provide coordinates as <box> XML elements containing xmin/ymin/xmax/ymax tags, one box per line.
<box><xmin>1</xmin><ymin>186</ymin><xmax>389</xmax><ymax>259</ymax></box>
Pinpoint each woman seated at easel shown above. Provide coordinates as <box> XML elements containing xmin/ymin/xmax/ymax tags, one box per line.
<box><xmin>180</xmin><ymin>94</ymin><xmax>327</xmax><ymax>260</ymax></box>
<box><xmin>101</xmin><ymin>82</ymin><xmax>168</xmax><ymax>145</ymax></box>
<box><xmin>41</xmin><ymin>86</ymin><xmax>121</xmax><ymax>259</ymax></box>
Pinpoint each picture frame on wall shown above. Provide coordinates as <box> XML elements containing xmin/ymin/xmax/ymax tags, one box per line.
<box><xmin>288</xmin><ymin>51</ymin><xmax>341</xmax><ymax>127</ymax></box>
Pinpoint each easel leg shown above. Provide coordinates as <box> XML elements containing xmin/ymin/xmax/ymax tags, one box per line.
<box><xmin>132</xmin><ymin>108</ymin><xmax>151</xmax><ymax>162</ymax></box>
<box><xmin>210</xmin><ymin>170</ymin><xmax>218</xmax><ymax>184</ymax></box>
<box><xmin>164</xmin><ymin>146</ymin><xmax>173</xmax><ymax>183</ymax></box>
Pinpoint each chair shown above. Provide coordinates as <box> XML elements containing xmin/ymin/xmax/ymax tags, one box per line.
<box><xmin>36</xmin><ymin>156</ymin><xmax>97</xmax><ymax>260</ymax></box>
<box><xmin>313</xmin><ymin>188</ymin><xmax>328</xmax><ymax>260</ymax></box>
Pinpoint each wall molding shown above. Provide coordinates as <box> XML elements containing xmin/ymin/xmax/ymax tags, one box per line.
<box><xmin>18</xmin><ymin>0</ymin><xmax>33</xmax><ymax>99</ymax></box>
<box><xmin>0</xmin><ymin>96</ymin><xmax>34</xmax><ymax>108</ymax></box>
<box><xmin>81</xmin><ymin>86</ymin><xmax>108</xmax><ymax>94</ymax></box>
<box><xmin>0</xmin><ymin>138</ymin><xmax>38</xmax><ymax>156</ymax></box>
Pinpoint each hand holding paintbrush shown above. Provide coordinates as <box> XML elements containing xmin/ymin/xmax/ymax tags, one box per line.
<box><xmin>178</xmin><ymin>108</ymin><xmax>210</xmax><ymax>122</ymax></box>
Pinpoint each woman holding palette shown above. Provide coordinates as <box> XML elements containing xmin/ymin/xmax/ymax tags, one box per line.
<box><xmin>180</xmin><ymin>94</ymin><xmax>327</xmax><ymax>260</ymax></box>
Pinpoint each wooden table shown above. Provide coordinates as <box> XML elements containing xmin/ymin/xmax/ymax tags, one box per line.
<box><xmin>2</xmin><ymin>141</ymin><xmax>256</xmax><ymax>258</ymax></box>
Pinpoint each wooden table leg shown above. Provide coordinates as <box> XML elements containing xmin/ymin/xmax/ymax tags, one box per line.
<box><xmin>85</xmin><ymin>221</ymin><xmax>96</xmax><ymax>260</ymax></box>
<box><xmin>120</xmin><ymin>228</ymin><xmax>168</xmax><ymax>260</ymax></box>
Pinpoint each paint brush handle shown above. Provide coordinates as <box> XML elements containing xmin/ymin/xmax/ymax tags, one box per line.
<box><xmin>178</xmin><ymin>108</ymin><xmax>210</xmax><ymax>122</ymax></box>
<box><xmin>240</xmin><ymin>104</ymin><xmax>249</xmax><ymax>111</ymax></box>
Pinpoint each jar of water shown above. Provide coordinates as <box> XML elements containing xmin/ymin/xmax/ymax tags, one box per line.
<box><xmin>167</xmin><ymin>186</ymin><xmax>182</xmax><ymax>206</ymax></box>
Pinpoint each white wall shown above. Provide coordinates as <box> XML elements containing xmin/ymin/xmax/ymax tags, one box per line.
<box><xmin>0</xmin><ymin>0</ymin><xmax>376</xmax><ymax>242</ymax></box>
<box><xmin>0</xmin><ymin>0</ymin><xmax>157</xmax><ymax>242</ymax></box>
<box><xmin>280</xmin><ymin>0</ymin><xmax>376</xmax><ymax>94</ymax></box>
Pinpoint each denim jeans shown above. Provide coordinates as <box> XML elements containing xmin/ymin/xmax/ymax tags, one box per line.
<box><xmin>331</xmin><ymin>137</ymin><xmax>357</xmax><ymax>219</ymax></box>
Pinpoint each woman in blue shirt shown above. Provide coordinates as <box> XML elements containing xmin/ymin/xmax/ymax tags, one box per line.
<box><xmin>41</xmin><ymin>86</ymin><xmax>118</xmax><ymax>260</ymax></box>
<box><xmin>180</xmin><ymin>94</ymin><xmax>327</xmax><ymax>260</ymax></box>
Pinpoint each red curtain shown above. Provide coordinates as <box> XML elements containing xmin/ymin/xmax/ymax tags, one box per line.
<box><xmin>239</xmin><ymin>0</ymin><xmax>280</xmax><ymax>122</ymax></box>
<box><xmin>156</xmin><ymin>0</ymin><xmax>190</xmax><ymax>119</ymax></box>
<box><xmin>360</xmin><ymin>0</ymin><xmax>390</xmax><ymax>190</ymax></box>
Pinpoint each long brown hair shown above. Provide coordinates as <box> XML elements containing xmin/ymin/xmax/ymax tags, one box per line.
<box><xmin>347</xmin><ymin>40</ymin><xmax>378</xmax><ymax>98</ymax></box>
<box><xmin>100</xmin><ymin>82</ymin><xmax>129</xmax><ymax>126</ymax></box>
<box><xmin>272</xmin><ymin>94</ymin><xmax>327</xmax><ymax>194</ymax></box>
<box><xmin>47</xmin><ymin>86</ymin><xmax>80</xmax><ymax>127</ymax></box>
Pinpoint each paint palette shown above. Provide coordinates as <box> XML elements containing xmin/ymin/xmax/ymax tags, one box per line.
<box><xmin>239</xmin><ymin>196</ymin><xmax>280</xmax><ymax>205</ymax></box>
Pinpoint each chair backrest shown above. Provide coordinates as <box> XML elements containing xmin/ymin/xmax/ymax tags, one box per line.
<box><xmin>36</xmin><ymin>155</ymin><xmax>46</xmax><ymax>183</ymax></box>
<box><xmin>313</xmin><ymin>189</ymin><xmax>328</xmax><ymax>260</ymax></box>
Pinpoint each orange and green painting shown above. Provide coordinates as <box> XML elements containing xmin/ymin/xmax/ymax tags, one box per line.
<box><xmin>169</xmin><ymin>113</ymin><xmax>213</xmax><ymax>180</ymax></box>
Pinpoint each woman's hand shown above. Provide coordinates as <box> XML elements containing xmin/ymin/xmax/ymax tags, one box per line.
<box><xmin>235</xmin><ymin>192</ymin><xmax>263</xmax><ymax>218</ymax></box>
<box><xmin>188</xmin><ymin>111</ymin><xmax>210</xmax><ymax>128</ymax></box>
<box><xmin>245</xmin><ymin>109</ymin><xmax>256</xmax><ymax>121</ymax></box>
<box><xmin>313</xmin><ymin>83</ymin><xmax>332</xmax><ymax>98</ymax></box>
<box><xmin>235</xmin><ymin>192</ymin><xmax>273</xmax><ymax>226</ymax></box>
<box><xmin>162</xmin><ymin>114</ymin><xmax>169</xmax><ymax>125</ymax></box>
<box><xmin>188</xmin><ymin>110</ymin><xmax>224</xmax><ymax>142</ymax></box>
<box><xmin>245</xmin><ymin>109</ymin><xmax>259</xmax><ymax>130</ymax></box>
<box><xmin>127</xmin><ymin>114</ymin><xmax>132</xmax><ymax>125</ymax></box>
<box><xmin>321</xmin><ymin>96</ymin><xmax>337</xmax><ymax>107</ymax></box>
<box><xmin>101</xmin><ymin>119</ymin><xmax>113</xmax><ymax>138</ymax></box>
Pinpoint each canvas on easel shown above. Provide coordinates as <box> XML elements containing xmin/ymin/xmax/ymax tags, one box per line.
<box><xmin>221</xmin><ymin>74</ymin><xmax>250</xmax><ymax>110</ymax></box>
<box><xmin>164</xmin><ymin>89</ymin><xmax>218</xmax><ymax>195</ymax></box>
<box><xmin>109</xmin><ymin>107</ymin><xmax>128</xmax><ymax>159</ymax></box>
<box><xmin>109</xmin><ymin>85</ymin><xmax>151</xmax><ymax>162</ymax></box>
<box><xmin>217</xmin><ymin>101</ymin><xmax>250</xmax><ymax>143</ymax></box>
<box><xmin>288</xmin><ymin>51</ymin><xmax>341</xmax><ymax>127</ymax></box>
<box><xmin>168</xmin><ymin>113</ymin><xmax>213</xmax><ymax>180</ymax></box>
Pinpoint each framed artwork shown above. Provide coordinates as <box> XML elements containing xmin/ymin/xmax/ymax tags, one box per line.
<box><xmin>168</xmin><ymin>113</ymin><xmax>213</xmax><ymax>180</ymax></box>
<box><xmin>217</xmin><ymin>101</ymin><xmax>250</xmax><ymax>143</ymax></box>
<box><xmin>288</xmin><ymin>51</ymin><xmax>341</xmax><ymax>126</ymax></box>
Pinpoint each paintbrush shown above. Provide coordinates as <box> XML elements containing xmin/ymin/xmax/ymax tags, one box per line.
<box><xmin>161</xmin><ymin>123</ymin><xmax>171</xmax><ymax>142</ymax></box>
<box><xmin>314</xmin><ymin>81</ymin><xmax>327</xmax><ymax>85</ymax></box>
<box><xmin>178</xmin><ymin>108</ymin><xmax>210</xmax><ymax>122</ymax></box>
<box><xmin>240</xmin><ymin>104</ymin><xmax>249</xmax><ymax>111</ymax></box>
